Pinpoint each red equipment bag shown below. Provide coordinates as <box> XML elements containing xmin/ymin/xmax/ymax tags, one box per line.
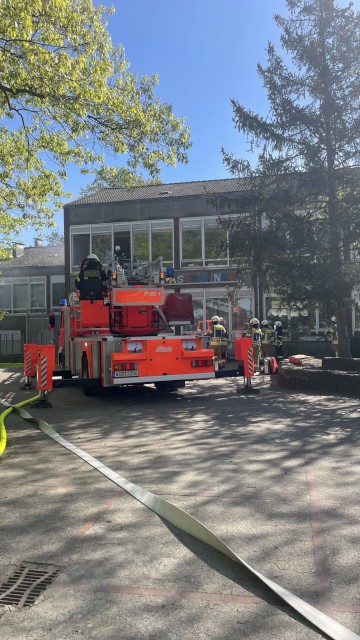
<box><xmin>162</xmin><ymin>293</ymin><xmax>194</xmax><ymax>323</ymax></box>
<box><xmin>269</xmin><ymin>356</ymin><xmax>278</xmax><ymax>374</ymax></box>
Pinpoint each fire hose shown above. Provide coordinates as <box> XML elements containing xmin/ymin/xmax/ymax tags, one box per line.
<box><xmin>1</xmin><ymin>397</ymin><xmax>359</xmax><ymax>640</ymax></box>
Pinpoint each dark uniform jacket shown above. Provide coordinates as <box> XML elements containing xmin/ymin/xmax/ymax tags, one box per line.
<box><xmin>75</xmin><ymin>258</ymin><xmax>108</xmax><ymax>300</ymax></box>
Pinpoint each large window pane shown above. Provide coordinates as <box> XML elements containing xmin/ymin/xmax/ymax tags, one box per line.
<box><xmin>114</xmin><ymin>224</ymin><xmax>131</xmax><ymax>263</ymax></box>
<box><xmin>51</xmin><ymin>277</ymin><xmax>66</xmax><ymax>308</ymax></box>
<box><xmin>0</xmin><ymin>283</ymin><xmax>11</xmax><ymax>311</ymax></box>
<box><xmin>132</xmin><ymin>222</ymin><xmax>150</xmax><ymax>262</ymax></box>
<box><xmin>72</xmin><ymin>233</ymin><xmax>90</xmax><ymax>270</ymax></box>
<box><xmin>13</xmin><ymin>283</ymin><xmax>28</xmax><ymax>311</ymax></box>
<box><xmin>151</xmin><ymin>222</ymin><xmax>173</xmax><ymax>263</ymax></box>
<box><xmin>204</xmin><ymin>219</ymin><xmax>227</xmax><ymax>265</ymax></box>
<box><xmin>181</xmin><ymin>220</ymin><xmax>202</xmax><ymax>266</ymax></box>
<box><xmin>30</xmin><ymin>282</ymin><xmax>45</xmax><ymax>311</ymax></box>
<box><xmin>92</xmin><ymin>228</ymin><xmax>112</xmax><ymax>267</ymax></box>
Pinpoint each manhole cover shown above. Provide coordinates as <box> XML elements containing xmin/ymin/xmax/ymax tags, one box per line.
<box><xmin>0</xmin><ymin>562</ymin><xmax>62</xmax><ymax>609</ymax></box>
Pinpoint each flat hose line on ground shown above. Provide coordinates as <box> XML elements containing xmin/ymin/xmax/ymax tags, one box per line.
<box><xmin>1</xmin><ymin>397</ymin><xmax>359</xmax><ymax>640</ymax></box>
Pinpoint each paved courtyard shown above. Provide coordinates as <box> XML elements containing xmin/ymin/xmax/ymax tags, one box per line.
<box><xmin>1</xmin><ymin>368</ymin><xmax>360</xmax><ymax>639</ymax></box>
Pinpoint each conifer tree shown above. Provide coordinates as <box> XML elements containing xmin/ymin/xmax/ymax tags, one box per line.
<box><xmin>221</xmin><ymin>0</ymin><xmax>360</xmax><ymax>357</ymax></box>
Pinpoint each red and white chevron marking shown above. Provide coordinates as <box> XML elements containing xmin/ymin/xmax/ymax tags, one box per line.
<box><xmin>40</xmin><ymin>355</ymin><xmax>47</xmax><ymax>388</ymax></box>
<box><xmin>247</xmin><ymin>347</ymin><xmax>254</xmax><ymax>376</ymax></box>
<box><xmin>25</xmin><ymin>350</ymin><xmax>31</xmax><ymax>375</ymax></box>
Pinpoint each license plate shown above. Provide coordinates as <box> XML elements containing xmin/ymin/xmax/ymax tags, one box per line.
<box><xmin>113</xmin><ymin>370</ymin><xmax>139</xmax><ymax>378</ymax></box>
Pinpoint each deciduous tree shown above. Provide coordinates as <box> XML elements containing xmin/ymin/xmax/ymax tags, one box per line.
<box><xmin>79</xmin><ymin>166</ymin><xmax>161</xmax><ymax>197</ymax></box>
<box><xmin>0</xmin><ymin>0</ymin><xmax>190</xmax><ymax>243</ymax></box>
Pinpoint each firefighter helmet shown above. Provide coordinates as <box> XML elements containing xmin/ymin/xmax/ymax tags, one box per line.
<box><xmin>219</xmin><ymin>317</ymin><xmax>224</xmax><ymax>323</ymax></box>
<box><xmin>250</xmin><ymin>317</ymin><xmax>259</xmax><ymax>326</ymax></box>
<box><xmin>87</xmin><ymin>253</ymin><xmax>99</xmax><ymax>261</ymax></box>
<box><xmin>261</xmin><ymin>319</ymin><xmax>269</xmax><ymax>327</ymax></box>
<box><xmin>211</xmin><ymin>315</ymin><xmax>220</xmax><ymax>323</ymax></box>
<box><xmin>274</xmin><ymin>320</ymin><xmax>282</xmax><ymax>327</ymax></box>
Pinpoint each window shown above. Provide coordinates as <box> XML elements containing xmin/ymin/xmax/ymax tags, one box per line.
<box><xmin>114</xmin><ymin>223</ymin><xmax>131</xmax><ymax>264</ymax></box>
<box><xmin>0</xmin><ymin>277</ymin><xmax>46</xmax><ymax>313</ymax></box>
<box><xmin>0</xmin><ymin>282</ymin><xmax>11</xmax><ymax>311</ymax></box>
<box><xmin>132</xmin><ymin>222</ymin><xmax>150</xmax><ymax>262</ymax></box>
<box><xmin>30</xmin><ymin>281</ymin><xmax>46</xmax><ymax>311</ymax></box>
<box><xmin>71</xmin><ymin>227</ymin><xmax>90</xmax><ymax>271</ymax></box>
<box><xmin>70</xmin><ymin>220</ymin><xmax>174</xmax><ymax>273</ymax></box>
<box><xmin>180</xmin><ymin>217</ymin><xmax>235</xmax><ymax>268</ymax></box>
<box><xmin>92</xmin><ymin>226</ymin><xmax>112</xmax><ymax>267</ymax></box>
<box><xmin>204</xmin><ymin>219</ymin><xmax>227</xmax><ymax>265</ymax></box>
<box><xmin>151</xmin><ymin>221</ymin><xmax>173</xmax><ymax>263</ymax></box>
<box><xmin>51</xmin><ymin>276</ymin><xmax>66</xmax><ymax>308</ymax></box>
<box><xmin>13</xmin><ymin>281</ymin><xmax>28</xmax><ymax>312</ymax></box>
<box><xmin>180</xmin><ymin>220</ymin><xmax>202</xmax><ymax>266</ymax></box>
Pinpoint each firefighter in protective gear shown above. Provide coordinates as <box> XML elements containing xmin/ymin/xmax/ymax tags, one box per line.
<box><xmin>273</xmin><ymin>320</ymin><xmax>283</xmax><ymax>358</ymax></box>
<box><xmin>261</xmin><ymin>319</ymin><xmax>273</xmax><ymax>359</ymax></box>
<box><xmin>207</xmin><ymin>316</ymin><xmax>227</xmax><ymax>366</ymax></box>
<box><xmin>247</xmin><ymin>318</ymin><xmax>262</xmax><ymax>372</ymax></box>
<box><xmin>75</xmin><ymin>254</ymin><xmax>108</xmax><ymax>300</ymax></box>
<box><xmin>218</xmin><ymin>317</ymin><xmax>228</xmax><ymax>361</ymax></box>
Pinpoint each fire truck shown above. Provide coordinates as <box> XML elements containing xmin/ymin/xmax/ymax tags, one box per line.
<box><xmin>49</xmin><ymin>250</ymin><xmax>241</xmax><ymax>395</ymax></box>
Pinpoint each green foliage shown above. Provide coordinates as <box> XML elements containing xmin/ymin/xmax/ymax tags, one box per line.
<box><xmin>0</xmin><ymin>0</ymin><xmax>190</xmax><ymax>243</ymax></box>
<box><xmin>79</xmin><ymin>166</ymin><xmax>162</xmax><ymax>196</ymax></box>
<box><xmin>219</xmin><ymin>0</ymin><xmax>360</xmax><ymax>356</ymax></box>
<box><xmin>44</xmin><ymin>230</ymin><xmax>64</xmax><ymax>246</ymax></box>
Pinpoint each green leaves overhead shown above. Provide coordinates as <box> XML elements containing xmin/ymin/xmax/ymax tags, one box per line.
<box><xmin>0</xmin><ymin>0</ymin><xmax>190</xmax><ymax>239</ymax></box>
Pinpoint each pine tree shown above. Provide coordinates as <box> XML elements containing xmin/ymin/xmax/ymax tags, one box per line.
<box><xmin>221</xmin><ymin>0</ymin><xmax>360</xmax><ymax>357</ymax></box>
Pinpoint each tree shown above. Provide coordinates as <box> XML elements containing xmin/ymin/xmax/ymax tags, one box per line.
<box><xmin>0</xmin><ymin>0</ymin><xmax>190</xmax><ymax>243</ymax></box>
<box><xmin>220</xmin><ymin>0</ymin><xmax>360</xmax><ymax>357</ymax></box>
<box><xmin>44</xmin><ymin>230</ymin><xmax>64</xmax><ymax>246</ymax></box>
<box><xmin>79</xmin><ymin>166</ymin><xmax>162</xmax><ymax>197</ymax></box>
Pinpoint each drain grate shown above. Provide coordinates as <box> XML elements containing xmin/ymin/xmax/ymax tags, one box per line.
<box><xmin>0</xmin><ymin>562</ymin><xmax>63</xmax><ymax>609</ymax></box>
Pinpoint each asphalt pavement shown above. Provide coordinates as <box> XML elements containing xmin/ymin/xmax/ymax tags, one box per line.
<box><xmin>1</xmin><ymin>368</ymin><xmax>360</xmax><ymax>640</ymax></box>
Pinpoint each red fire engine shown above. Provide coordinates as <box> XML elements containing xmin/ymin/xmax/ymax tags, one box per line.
<box><xmin>24</xmin><ymin>251</ymin><xmax>252</xmax><ymax>398</ymax></box>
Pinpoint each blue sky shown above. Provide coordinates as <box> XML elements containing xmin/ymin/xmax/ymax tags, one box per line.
<box><xmin>20</xmin><ymin>0</ymin><xmax>358</xmax><ymax>245</ymax></box>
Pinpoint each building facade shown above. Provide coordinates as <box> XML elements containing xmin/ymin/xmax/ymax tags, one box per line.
<box><xmin>64</xmin><ymin>179</ymin><xmax>256</xmax><ymax>334</ymax></box>
<box><xmin>0</xmin><ymin>240</ymin><xmax>65</xmax><ymax>356</ymax></box>
<box><xmin>63</xmin><ymin>177</ymin><xmax>360</xmax><ymax>337</ymax></box>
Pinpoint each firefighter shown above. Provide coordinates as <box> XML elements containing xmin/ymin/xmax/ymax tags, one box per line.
<box><xmin>207</xmin><ymin>315</ymin><xmax>227</xmax><ymax>366</ymax></box>
<box><xmin>261</xmin><ymin>319</ymin><xmax>273</xmax><ymax>359</ymax></box>
<box><xmin>273</xmin><ymin>320</ymin><xmax>284</xmax><ymax>359</ymax></box>
<box><xmin>247</xmin><ymin>318</ymin><xmax>262</xmax><ymax>372</ymax></box>
<box><xmin>218</xmin><ymin>317</ymin><xmax>228</xmax><ymax>362</ymax></box>
<box><xmin>75</xmin><ymin>253</ymin><xmax>108</xmax><ymax>300</ymax></box>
